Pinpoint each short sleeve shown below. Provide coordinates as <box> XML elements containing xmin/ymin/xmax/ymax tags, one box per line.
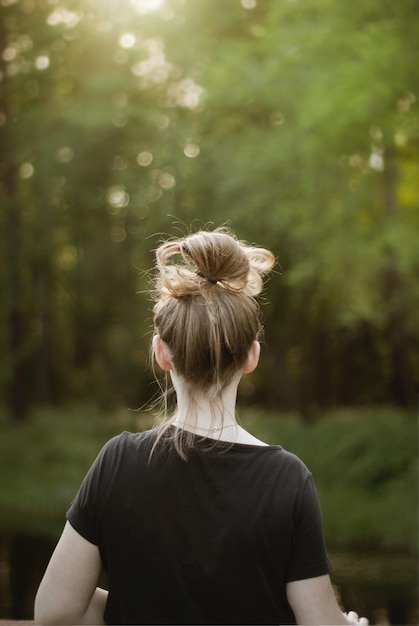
<box><xmin>285</xmin><ymin>474</ymin><xmax>332</xmax><ymax>582</ymax></box>
<box><xmin>66</xmin><ymin>436</ymin><xmax>119</xmax><ymax>545</ymax></box>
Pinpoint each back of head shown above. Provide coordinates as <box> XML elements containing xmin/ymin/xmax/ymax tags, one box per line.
<box><xmin>152</xmin><ymin>228</ymin><xmax>275</xmax><ymax>396</ymax></box>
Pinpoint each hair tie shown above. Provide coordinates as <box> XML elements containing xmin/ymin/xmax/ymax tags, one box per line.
<box><xmin>196</xmin><ymin>270</ymin><xmax>218</xmax><ymax>285</ymax></box>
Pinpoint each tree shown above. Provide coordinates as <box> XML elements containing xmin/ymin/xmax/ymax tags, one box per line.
<box><xmin>1</xmin><ymin>0</ymin><xmax>418</xmax><ymax>418</ymax></box>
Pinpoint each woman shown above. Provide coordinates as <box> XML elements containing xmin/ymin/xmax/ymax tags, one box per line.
<box><xmin>35</xmin><ymin>228</ymin><xmax>367</xmax><ymax>625</ymax></box>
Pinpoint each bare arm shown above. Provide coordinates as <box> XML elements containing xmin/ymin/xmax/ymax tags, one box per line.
<box><xmin>286</xmin><ymin>574</ymin><xmax>366</xmax><ymax>626</ymax></box>
<box><xmin>34</xmin><ymin>522</ymin><xmax>108</xmax><ymax>625</ymax></box>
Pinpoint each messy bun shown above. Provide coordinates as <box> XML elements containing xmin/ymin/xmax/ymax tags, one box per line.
<box><xmin>152</xmin><ymin>228</ymin><xmax>275</xmax><ymax>393</ymax></box>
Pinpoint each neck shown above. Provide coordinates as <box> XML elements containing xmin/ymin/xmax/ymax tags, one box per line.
<box><xmin>171</xmin><ymin>372</ymin><xmax>240</xmax><ymax>433</ymax></box>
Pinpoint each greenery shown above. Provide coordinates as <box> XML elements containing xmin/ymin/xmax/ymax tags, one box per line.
<box><xmin>1</xmin><ymin>0</ymin><xmax>418</xmax><ymax>420</ymax></box>
<box><xmin>0</xmin><ymin>405</ymin><xmax>416</xmax><ymax>553</ymax></box>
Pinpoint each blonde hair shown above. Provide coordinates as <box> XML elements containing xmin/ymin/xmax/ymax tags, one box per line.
<box><xmin>150</xmin><ymin>227</ymin><xmax>275</xmax><ymax>458</ymax></box>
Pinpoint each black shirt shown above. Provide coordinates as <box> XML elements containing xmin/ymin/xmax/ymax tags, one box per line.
<box><xmin>67</xmin><ymin>428</ymin><xmax>331</xmax><ymax>624</ymax></box>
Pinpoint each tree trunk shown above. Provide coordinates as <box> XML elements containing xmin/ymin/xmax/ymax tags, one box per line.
<box><xmin>0</xmin><ymin>16</ymin><xmax>30</xmax><ymax>420</ymax></box>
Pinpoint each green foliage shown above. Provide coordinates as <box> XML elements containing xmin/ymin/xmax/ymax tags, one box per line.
<box><xmin>0</xmin><ymin>0</ymin><xmax>418</xmax><ymax>417</ymax></box>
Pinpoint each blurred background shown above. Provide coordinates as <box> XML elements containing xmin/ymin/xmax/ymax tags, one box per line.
<box><xmin>0</xmin><ymin>0</ymin><xmax>417</xmax><ymax>622</ymax></box>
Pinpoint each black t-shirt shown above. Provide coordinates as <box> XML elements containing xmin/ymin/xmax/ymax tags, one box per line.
<box><xmin>67</xmin><ymin>428</ymin><xmax>331</xmax><ymax>624</ymax></box>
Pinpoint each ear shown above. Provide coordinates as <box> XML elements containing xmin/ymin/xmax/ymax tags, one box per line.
<box><xmin>242</xmin><ymin>340</ymin><xmax>260</xmax><ymax>374</ymax></box>
<box><xmin>152</xmin><ymin>335</ymin><xmax>172</xmax><ymax>371</ymax></box>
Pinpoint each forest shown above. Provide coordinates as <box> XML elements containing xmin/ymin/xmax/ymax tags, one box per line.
<box><xmin>1</xmin><ymin>0</ymin><xmax>418</xmax><ymax>418</ymax></box>
<box><xmin>0</xmin><ymin>0</ymin><xmax>418</xmax><ymax>622</ymax></box>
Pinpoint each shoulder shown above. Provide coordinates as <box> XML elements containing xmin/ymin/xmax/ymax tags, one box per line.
<box><xmin>102</xmin><ymin>429</ymin><xmax>155</xmax><ymax>450</ymax></box>
<box><xmin>258</xmin><ymin>446</ymin><xmax>317</xmax><ymax>497</ymax></box>
<box><xmin>267</xmin><ymin>445</ymin><xmax>312</xmax><ymax>477</ymax></box>
<box><xmin>92</xmin><ymin>429</ymin><xmax>156</xmax><ymax>471</ymax></box>
<box><xmin>228</xmin><ymin>443</ymin><xmax>313</xmax><ymax>493</ymax></box>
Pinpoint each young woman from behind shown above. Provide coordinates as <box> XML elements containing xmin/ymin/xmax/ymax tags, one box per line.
<box><xmin>34</xmin><ymin>227</ymin><xmax>368</xmax><ymax>625</ymax></box>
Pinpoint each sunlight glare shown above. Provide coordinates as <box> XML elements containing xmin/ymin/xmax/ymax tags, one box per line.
<box><xmin>184</xmin><ymin>144</ymin><xmax>200</xmax><ymax>158</ymax></box>
<box><xmin>46</xmin><ymin>8</ymin><xmax>81</xmax><ymax>28</ymax></box>
<box><xmin>56</xmin><ymin>147</ymin><xmax>74</xmax><ymax>163</ymax></box>
<box><xmin>158</xmin><ymin>172</ymin><xmax>176</xmax><ymax>190</ymax></box>
<box><xmin>137</xmin><ymin>151</ymin><xmax>153</xmax><ymax>166</ymax></box>
<box><xmin>19</xmin><ymin>163</ymin><xmax>35</xmax><ymax>179</ymax></box>
<box><xmin>130</xmin><ymin>38</ymin><xmax>172</xmax><ymax>86</ymax></box>
<box><xmin>35</xmin><ymin>55</ymin><xmax>50</xmax><ymax>70</ymax></box>
<box><xmin>106</xmin><ymin>185</ymin><xmax>130</xmax><ymax>210</ymax></box>
<box><xmin>369</xmin><ymin>152</ymin><xmax>384</xmax><ymax>172</ymax></box>
<box><xmin>119</xmin><ymin>33</ymin><xmax>136</xmax><ymax>49</ymax></box>
<box><xmin>168</xmin><ymin>78</ymin><xmax>205</xmax><ymax>109</ymax></box>
<box><xmin>241</xmin><ymin>0</ymin><xmax>257</xmax><ymax>9</ymax></box>
<box><xmin>130</xmin><ymin>0</ymin><xmax>164</xmax><ymax>15</ymax></box>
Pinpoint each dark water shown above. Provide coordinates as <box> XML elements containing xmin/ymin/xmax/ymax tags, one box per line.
<box><xmin>0</xmin><ymin>533</ymin><xmax>417</xmax><ymax>623</ymax></box>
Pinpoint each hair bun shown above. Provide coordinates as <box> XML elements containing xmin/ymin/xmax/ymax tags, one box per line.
<box><xmin>155</xmin><ymin>228</ymin><xmax>275</xmax><ymax>299</ymax></box>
